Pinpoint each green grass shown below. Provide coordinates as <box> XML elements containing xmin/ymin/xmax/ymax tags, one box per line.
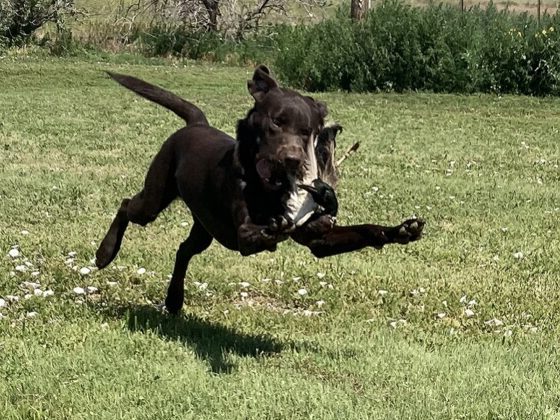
<box><xmin>1</xmin><ymin>56</ymin><xmax>560</xmax><ymax>419</ymax></box>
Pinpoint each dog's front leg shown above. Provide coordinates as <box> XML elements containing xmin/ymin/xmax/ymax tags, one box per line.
<box><xmin>232</xmin><ymin>183</ymin><xmax>290</xmax><ymax>256</ymax></box>
<box><xmin>292</xmin><ymin>216</ymin><xmax>424</xmax><ymax>258</ymax></box>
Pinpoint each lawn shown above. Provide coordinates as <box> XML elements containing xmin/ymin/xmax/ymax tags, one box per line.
<box><xmin>1</xmin><ymin>56</ymin><xmax>560</xmax><ymax>419</ymax></box>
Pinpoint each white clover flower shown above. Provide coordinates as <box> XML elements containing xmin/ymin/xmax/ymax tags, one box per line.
<box><xmin>8</xmin><ymin>248</ymin><xmax>20</xmax><ymax>258</ymax></box>
<box><xmin>485</xmin><ymin>318</ymin><xmax>503</xmax><ymax>327</ymax></box>
<box><xmin>79</xmin><ymin>267</ymin><xmax>91</xmax><ymax>275</ymax></box>
<box><xmin>464</xmin><ymin>309</ymin><xmax>475</xmax><ymax>318</ymax></box>
<box><xmin>193</xmin><ymin>281</ymin><xmax>207</xmax><ymax>290</ymax></box>
<box><xmin>297</xmin><ymin>288</ymin><xmax>308</xmax><ymax>296</ymax></box>
<box><xmin>73</xmin><ymin>287</ymin><xmax>86</xmax><ymax>295</ymax></box>
<box><xmin>137</xmin><ymin>267</ymin><xmax>146</xmax><ymax>275</ymax></box>
<box><xmin>22</xmin><ymin>281</ymin><xmax>40</xmax><ymax>290</ymax></box>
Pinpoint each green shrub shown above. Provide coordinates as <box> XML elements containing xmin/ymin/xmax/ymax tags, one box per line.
<box><xmin>0</xmin><ymin>0</ymin><xmax>77</xmax><ymax>46</ymax></box>
<box><xmin>273</xmin><ymin>0</ymin><xmax>560</xmax><ymax>95</ymax></box>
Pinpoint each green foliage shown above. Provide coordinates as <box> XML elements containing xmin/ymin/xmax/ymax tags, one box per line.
<box><xmin>0</xmin><ymin>0</ymin><xmax>77</xmax><ymax>46</ymax></box>
<box><xmin>94</xmin><ymin>24</ymin><xmax>275</xmax><ymax>64</ymax></box>
<box><xmin>274</xmin><ymin>0</ymin><xmax>560</xmax><ymax>95</ymax></box>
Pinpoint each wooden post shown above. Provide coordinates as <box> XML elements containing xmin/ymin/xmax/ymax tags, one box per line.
<box><xmin>537</xmin><ymin>0</ymin><xmax>541</xmax><ymax>27</ymax></box>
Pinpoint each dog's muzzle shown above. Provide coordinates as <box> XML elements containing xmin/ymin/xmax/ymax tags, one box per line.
<box><xmin>255</xmin><ymin>155</ymin><xmax>304</xmax><ymax>191</ymax></box>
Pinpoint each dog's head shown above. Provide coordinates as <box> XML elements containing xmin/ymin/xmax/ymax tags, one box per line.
<box><xmin>236</xmin><ymin>65</ymin><xmax>328</xmax><ymax>193</ymax></box>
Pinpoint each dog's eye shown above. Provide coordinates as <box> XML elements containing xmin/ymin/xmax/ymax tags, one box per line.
<box><xmin>271</xmin><ymin>118</ymin><xmax>282</xmax><ymax>128</ymax></box>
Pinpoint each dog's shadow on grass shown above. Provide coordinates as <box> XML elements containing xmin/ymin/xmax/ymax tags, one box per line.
<box><xmin>105</xmin><ymin>304</ymin><xmax>283</xmax><ymax>374</ymax></box>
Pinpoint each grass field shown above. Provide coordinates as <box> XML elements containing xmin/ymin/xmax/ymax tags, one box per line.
<box><xmin>1</xmin><ymin>56</ymin><xmax>560</xmax><ymax>419</ymax></box>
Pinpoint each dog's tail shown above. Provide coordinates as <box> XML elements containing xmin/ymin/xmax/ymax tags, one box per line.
<box><xmin>106</xmin><ymin>72</ymin><xmax>209</xmax><ymax>126</ymax></box>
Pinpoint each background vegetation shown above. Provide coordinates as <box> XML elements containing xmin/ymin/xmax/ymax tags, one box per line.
<box><xmin>275</xmin><ymin>2</ymin><xmax>560</xmax><ymax>94</ymax></box>
<box><xmin>3</xmin><ymin>0</ymin><xmax>560</xmax><ymax>95</ymax></box>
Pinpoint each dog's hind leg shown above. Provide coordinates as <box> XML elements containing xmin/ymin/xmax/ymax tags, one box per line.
<box><xmin>95</xmin><ymin>186</ymin><xmax>177</xmax><ymax>269</ymax></box>
<box><xmin>165</xmin><ymin>219</ymin><xmax>213</xmax><ymax>314</ymax></box>
<box><xmin>95</xmin><ymin>198</ymin><xmax>131</xmax><ymax>269</ymax></box>
<box><xmin>96</xmin><ymin>144</ymin><xmax>178</xmax><ymax>269</ymax></box>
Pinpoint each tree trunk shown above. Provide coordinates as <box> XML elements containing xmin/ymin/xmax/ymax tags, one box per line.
<box><xmin>201</xmin><ymin>0</ymin><xmax>220</xmax><ymax>31</ymax></box>
<box><xmin>351</xmin><ymin>0</ymin><xmax>368</xmax><ymax>21</ymax></box>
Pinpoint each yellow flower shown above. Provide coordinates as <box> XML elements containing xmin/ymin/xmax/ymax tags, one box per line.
<box><xmin>550</xmin><ymin>26</ymin><xmax>555</xmax><ymax>32</ymax></box>
<box><xmin>542</xmin><ymin>29</ymin><xmax>547</xmax><ymax>36</ymax></box>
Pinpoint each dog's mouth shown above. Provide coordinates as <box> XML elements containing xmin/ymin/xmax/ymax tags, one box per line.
<box><xmin>255</xmin><ymin>158</ymin><xmax>293</xmax><ymax>191</ymax></box>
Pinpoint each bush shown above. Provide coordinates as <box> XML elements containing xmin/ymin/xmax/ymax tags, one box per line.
<box><xmin>122</xmin><ymin>24</ymin><xmax>277</xmax><ymax>64</ymax></box>
<box><xmin>0</xmin><ymin>0</ymin><xmax>77</xmax><ymax>46</ymax></box>
<box><xmin>273</xmin><ymin>0</ymin><xmax>560</xmax><ymax>95</ymax></box>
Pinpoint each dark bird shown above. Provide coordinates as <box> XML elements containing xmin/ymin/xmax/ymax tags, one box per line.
<box><xmin>298</xmin><ymin>178</ymin><xmax>339</xmax><ymax>218</ymax></box>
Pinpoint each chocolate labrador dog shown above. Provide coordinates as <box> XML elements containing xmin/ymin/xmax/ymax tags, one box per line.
<box><xmin>95</xmin><ymin>66</ymin><xmax>424</xmax><ymax>314</ymax></box>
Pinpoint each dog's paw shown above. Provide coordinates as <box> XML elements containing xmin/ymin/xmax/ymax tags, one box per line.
<box><xmin>394</xmin><ymin>218</ymin><xmax>425</xmax><ymax>244</ymax></box>
<box><xmin>238</xmin><ymin>222</ymin><xmax>288</xmax><ymax>256</ymax></box>
<box><xmin>164</xmin><ymin>290</ymin><xmax>184</xmax><ymax>315</ymax></box>
<box><xmin>95</xmin><ymin>244</ymin><xmax>114</xmax><ymax>269</ymax></box>
<box><xmin>265</xmin><ymin>215</ymin><xmax>295</xmax><ymax>235</ymax></box>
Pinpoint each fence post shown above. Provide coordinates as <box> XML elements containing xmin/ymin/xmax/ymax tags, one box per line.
<box><xmin>537</xmin><ymin>0</ymin><xmax>541</xmax><ymax>27</ymax></box>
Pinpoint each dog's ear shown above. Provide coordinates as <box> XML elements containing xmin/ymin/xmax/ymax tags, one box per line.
<box><xmin>248</xmin><ymin>65</ymin><xmax>278</xmax><ymax>101</ymax></box>
<box><xmin>315</xmin><ymin>100</ymin><xmax>328</xmax><ymax>121</ymax></box>
<box><xmin>305</xmin><ymin>96</ymin><xmax>328</xmax><ymax>125</ymax></box>
<box><xmin>315</xmin><ymin>101</ymin><xmax>329</xmax><ymax>125</ymax></box>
